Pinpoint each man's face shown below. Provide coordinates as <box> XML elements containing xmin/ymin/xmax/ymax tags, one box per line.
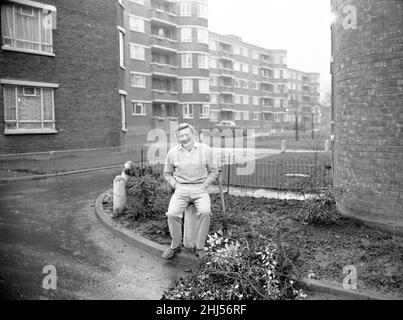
<box><xmin>177</xmin><ymin>127</ymin><xmax>194</xmax><ymax>147</ymax></box>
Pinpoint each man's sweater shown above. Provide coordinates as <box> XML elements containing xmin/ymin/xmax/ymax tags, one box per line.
<box><xmin>163</xmin><ymin>142</ymin><xmax>219</xmax><ymax>189</ymax></box>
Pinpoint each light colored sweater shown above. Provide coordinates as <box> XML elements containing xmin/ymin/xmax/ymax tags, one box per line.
<box><xmin>163</xmin><ymin>142</ymin><xmax>219</xmax><ymax>189</ymax></box>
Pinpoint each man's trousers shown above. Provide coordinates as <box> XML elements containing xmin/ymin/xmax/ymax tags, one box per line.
<box><xmin>166</xmin><ymin>183</ymin><xmax>211</xmax><ymax>250</ymax></box>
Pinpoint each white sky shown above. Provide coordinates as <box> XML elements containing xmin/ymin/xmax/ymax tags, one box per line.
<box><xmin>208</xmin><ymin>0</ymin><xmax>332</xmax><ymax>100</ymax></box>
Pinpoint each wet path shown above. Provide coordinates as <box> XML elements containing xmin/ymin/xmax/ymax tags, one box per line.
<box><xmin>0</xmin><ymin>170</ymin><xmax>186</xmax><ymax>300</ymax></box>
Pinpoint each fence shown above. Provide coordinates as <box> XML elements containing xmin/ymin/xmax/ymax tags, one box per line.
<box><xmin>220</xmin><ymin>156</ymin><xmax>332</xmax><ymax>193</ymax></box>
<box><xmin>136</xmin><ymin>149</ymin><xmax>332</xmax><ymax>194</ymax></box>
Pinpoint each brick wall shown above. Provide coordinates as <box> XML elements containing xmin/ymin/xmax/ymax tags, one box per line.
<box><xmin>332</xmin><ymin>0</ymin><xmax>403</xmax><ymax>233</ymax></box>
<box><xmin>0</xmin><ymin>0</ymin><xmax>123</xmax><ymax>154</ymax></box>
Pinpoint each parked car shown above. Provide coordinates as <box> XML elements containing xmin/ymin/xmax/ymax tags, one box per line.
<box><xmin>213</xmin><ymin>121</ymin><xmax>247</xmax><ymax>136</ymax></box>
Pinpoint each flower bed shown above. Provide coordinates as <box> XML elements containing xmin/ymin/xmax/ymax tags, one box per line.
<box><xmin>103</xmin><ymin>166</ymin><xmax>403</xmax><ymax>299</ymax></box>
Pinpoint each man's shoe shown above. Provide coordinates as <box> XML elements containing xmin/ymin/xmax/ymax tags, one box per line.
<box><xmin>162</xmin><ymin>247</ymin><xmax>181</xmax><ymax>260</ymax></box>
<box><xmin>196</xmin><ymin>248</ymin><xmax>207</xmax><ymax>259</ymax></box>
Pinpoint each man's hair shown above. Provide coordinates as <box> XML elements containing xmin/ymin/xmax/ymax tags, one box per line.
<box><xmin>175</xmin><ymin>123</ymin><xmax>197</xmax><ymax>136</ymax></box>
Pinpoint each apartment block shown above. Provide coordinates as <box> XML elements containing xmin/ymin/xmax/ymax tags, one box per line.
<box><xmin>0</xmin><ymin>0</ymin><xmax>123</xmax><ymax>154</ymax></box>
<box><xmin>120</xmin><ymin>0</ymin><xmax>210</xmax><ymax>144</ymax></box>
<box><xmin>209</xmin><ymin>32</ymin><xmax>290</xmax><ymax>133</ymax></box>
<box><xmin>287</xmin><ymin>68</ymin><xmax>321</xmax><ymax>134</ymax></box>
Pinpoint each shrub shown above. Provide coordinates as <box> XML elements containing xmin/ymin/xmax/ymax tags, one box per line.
<box><xmin>163</xmin><ymin>234</ymin><xmax>306</xmax><ymax>300</ymax></box>
<box><xmin>125</xmin><ymin>166</ymin><xmax>171</xmax><ymax>221</ymax></box>
<box><xmin>297</xmin><ymin>187</ymin><xmax>342</xmax><ymax>226</ymax></box>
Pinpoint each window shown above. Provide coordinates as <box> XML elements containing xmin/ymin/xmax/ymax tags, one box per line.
<box><xmin>210</xmin><ymin>76</ymin><xmax>218</xmax><ymax>87</ymax></box>
<box><xmin>119</xmin><ymin>29</ymin><xmax>125</xmax><ymax>68</ymax></box>
<box><xmin>234</xmin><ymin>62</ymin><xmax>241</xmax><ymax>72</ymax></box>
<box><xmin>210</xmin><ymin>110</ymin><xmax>218</xmax><ymax>122</ymax></box>
<box><xmin>252</xmin><ymin>66</ymin><xmax>259</xmax><ymax>75</ymax></box>
<box><xmin>209</xmin><ymin>57</ymin><xmax>217</xmax><ymax>69</ymax></box>
<box><xmin>235</xmin><ymin>95</ymin><xmax>240</xmax><ymax>104</ymax></box>
<box><xmin>242</xmin><ymin>95</ymin><xmax>249</xmax><ymax>105</ymax></box>
<box><xmin>240</xmin><ymin>47</ymin><xmax>248</xmax><ymax>57</ymax></box>
<box><xmin>198</xmin><ymin>54</ymin><xmax>209</xmax><ymax>69</ymax></box>
<box><xmin>199</xmin><ymin>79</ymin><xmax>209</xmax><ymax>93</ymax></box>
<box><xmin>181</xmin><ymin>28</ymin><xmax>192</xmax><ymax>42</ymax></box>
<box><xmin>1</xmin><ymin>2</ymin><xmax>55</xmax><ymax>55</ymax></box>
<box><xmin>200</xmin><ymin>104</ymin><xmax>209</xmax><ymax>118</ymax></box>
<box><xmin>253</xmin><ymin>81</ymin><xmax>259</xmax><ymax>90</ymax></box>
<box><xmin>241</xmin><ymin>63</ymin><xmax>249</xmax><ymax>73</ymax></box>
<box><xmin>253</xmin><ymin>113</ymin><xmax>260</xmax><ymax>121</ymax></box>
<box><xmin>210</xmin><ymin>94</ymin><xmax>218</xmax><ymax>104</ymax></box>
<box><xmin>2</xmin><ymin>81</ymin><xmax>57</xmax><ymax>134</ymax></box>
<box><xmin>274</xmin><ymin>70</ymin><xmax>280</xmax><ymax>79</ymax></box>
<box><xmin>129</xmin><ymin>16</ymin><xmax>145</xmax><ymax>33</ymax></box>
<box><xmin>197</xmin><ymin>28</ymin><xmax>208</xmax><ymax>44</ymax></box>
<box><xmin>120</xmin><ymin>93</ymin><xmax>127</xmax><ymax>131</ymax></box>
<box><xmin>196</xmin><ymin>3</ymin><xmax>208</xmax><ymax>19</ymax></box>
<box><xmin>180</xmin><ymin>2</ymin><xmax>192</xmax><ymax>16</ymax></box>
<box><xmin>132</xmin><ymin>102</ymin><xmax>146</xmax><ymax>116</ymax></box>
<box><xmin>130</xmin><ymin>44</ymin><xmax>145</xmax><ymax>60</ymax></box>
<box><xmin>131</xmin><ymin>73</ymin><xmax>146</xmax><ymax>88</ymax></box>
<box><xmin>233</xmin><ymin>46</ymin><xmax>241</xmax><ymax>55</ymax></box>
<box><xmin>253</xmin><ymin>51</ymin><xmax>259</xmax><ymax>60</ymax></box>
<box><xmin>235</xmin><ymin>112</ymin><xmax>241</xmax><ymax>121</ymax></box>
<box><xmin>183</xmin><ymin>104</ymin><xmax>193</xmax><ymax>119</ymax></box>
<box><xmin>274</xmin><ymin>99</ymin><xmax>281</xmax><ymax>108</ymax></box>
<box><xmin>242</xmin><ymin>111</ymin><xmax>250</xmax><ymax>121</ymax></box>
<box><xmin>182</xmin><ymin>79</ymin><xmax>193</xmax><ymax>93</ymax></box>
<box><xmin>182</xmin><ymin>53</ymin><xmax>192</xmax><ymax>68</ymax></box>
<box><xmin>209</xmin><ymin>40</ymin><xmax>216</xmax><ymax>51</ymax></box>
<box><xmin>234</xmin><ymin>79</ymin><xmax>240</xmax><ymax>88</ymax></box>
<box><xmin>253</xmin><ymin>96</ymin><xmax>259</xmax><ymax>106</ymax></box>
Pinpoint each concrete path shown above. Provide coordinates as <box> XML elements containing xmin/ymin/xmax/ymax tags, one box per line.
<box><xmin>0</xmin><ymin>170</ymin><xmax>187</xmax><ymax>300</ymax></box>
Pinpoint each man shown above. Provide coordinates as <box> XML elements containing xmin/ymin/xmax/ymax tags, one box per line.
<box><xmin>162</xmin><ymin>123</ymin><xmax>218</xmax><ymax>259</ymax></box>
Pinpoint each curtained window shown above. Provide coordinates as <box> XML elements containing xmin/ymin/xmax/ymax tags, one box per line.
<box><xmin>3</xmin><ymin>83</ymin><xmax>57</xmax><ymax>134</ymax></box>
<box><xmin>1</xmin><ymin>2</ymin><xmax>55</xmax><ymax>55</ymax></box>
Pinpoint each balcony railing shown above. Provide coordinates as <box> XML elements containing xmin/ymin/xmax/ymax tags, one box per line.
<box><xmin>150</xmin><ymin>8</ymin><xmax>178</xmax><ymax>26</ymax></box>
<box><xmin>150</xmin><ymin>36</ymin><xmax>178</xmax><ymax>53</ymax></box>
<box><xmin>151</xmin><ymin>90</ymin><xmax>180</xmax><ymax>102</ymax></box>
<box><xmin>151</xmin><ymin>62</ymin><xmax>178</xmax><ymax>76</ymax></box>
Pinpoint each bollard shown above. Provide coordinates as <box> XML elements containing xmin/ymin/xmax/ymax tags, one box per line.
<box><xmin>183</xmin><ymin>204</ymin><xmax>197</xmax><ymax>249</ymax></box>
<box><xmin>281</xmin><ymin>139</ymin><xmax>286</xmax><ymax>153</ymax></box>
<box><xmin>325</xmin><ymin>139</ymin><xmax>330</xmax><ymax>152</ymax></box>
<box><xmin>113</xmin><ymin>175</ymin><xmax>127</xmax><ymax>217</ymax></box>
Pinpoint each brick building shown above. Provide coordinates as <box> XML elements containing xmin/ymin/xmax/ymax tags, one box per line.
<box><xmin>331</xmin><ymin>0</ymin><xmax>403</xmax><ymax>233</ymax></box>
<box><xmin>287</xmin><ymin>68</ymin><xmax>321</xmax><ymax>135</ymax></box>
<box><xmin>120</xmin><ymin>0</ymin><xmax>210</xmax><ymax>146</ymax></box>
<box><xmin>0</xmin><ymin>0</ymin><xmax>124</xmax><ymax>154</ymax></box>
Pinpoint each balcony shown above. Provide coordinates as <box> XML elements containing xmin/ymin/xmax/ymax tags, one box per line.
<box><xmin>151</xmin><ymin>62</ymin><xmax>178</xmax><ymax>77</ymax></box>
<box><xmin>219</xmin><ymin>51</ymin><xmax>234</xmax><ymax>61</ymax></box>
<box><xmin>220</xmin><ymin>68</ymin><xmax>234</xmax><ymax>78</ymax></box>
<box><xmin>150</xmin><ymin>35</ymin><xmax>178</xmax><ymax>53</ymax></box>
<box><xmin>150</xmin><ymin>8</ymin><xmax>178</xmax><ymax>27</ymax></box>
<box><xmin>220</xmin><ymin>85</ymin><xmax>234</xmax><ymax>94</ymax></box>
<box><xmin>151</xmin><ymin>89</ymin><xmax>179</xmax><ymax>102</ymax></box>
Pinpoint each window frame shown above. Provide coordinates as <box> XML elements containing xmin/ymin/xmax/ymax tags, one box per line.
<box><xmin>130</xmin><ymin>43</ymin><xmax>146</xmax><ymax>60</ymax></box>
<box><xmin>183</xmin><ymin>104</ymin><xmax>194</xmax><ymax>119</ymax></box>
<box><xmin>1</xmin><ymin>79</ymin><xmax>58</xmax><ymax>135</ymax></box>
<box><xmin>131</xmin><ymin>101</ymin><xmax>147</xmax><ymax>116</ymax></box>
<box><xmin>198</xmin><ymin>79</ymin><xmax>209</xmax><ymax>94</ymax></box>
<box><xmin>180</xmin><ymin>2</ymin><xmax>192</xmax><ymax>17</ymax></box>
<box><xmin>182</xmin><ymin>78</ymin><xmax>193</xmax><ymax>94</ymax></box>
<box><xmin>200</xmin><ymin>104</ymin><xmax>210</xmax><ymax>119</ymax></box>
<box><xmin>1</xmin><ymin>1</ymin><xmax>56</xmax><ymax>56</ymax></box>
<box><xmin>198</xmin><ymin>53</ymin><xmax>209</xmax><ymax>69</ymax></box>
<box><xmin>129</xmin><ymin>15</ymin><xmax>145</xmax><ymax>33</ymax></box>
<box><xmin>181</xmin><ymin>53</ymin><xmax>193</xmax><ymax>68</ymax></box>
<box><xmin>131</xmin><ymin>73</ymin><xmax>147</xmax><ymax>88</ymax></box>
<box><xmin>181</xmin><ymin>27</ymin><xmax>192</xmax><ymax>43</ymax></box>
